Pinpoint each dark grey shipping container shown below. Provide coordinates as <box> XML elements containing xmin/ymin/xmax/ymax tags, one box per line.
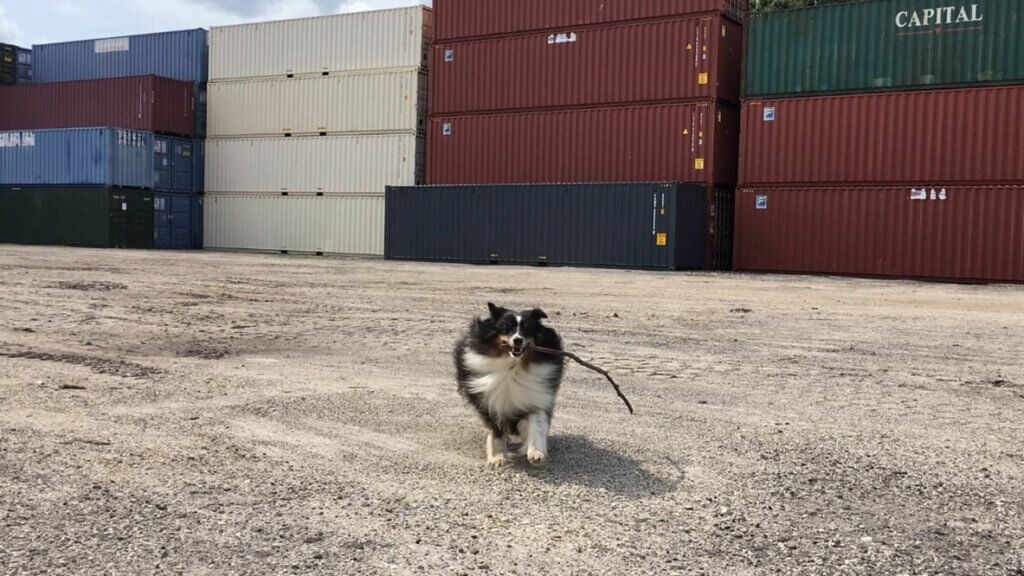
<box><xmin>386</xmin><ymin>183</ymin><xmax>733</xmax><ymax>271</ymax></box>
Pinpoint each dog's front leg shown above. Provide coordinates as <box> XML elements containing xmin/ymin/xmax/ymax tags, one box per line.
<box><xmin>486</xmin><ymin>430</ymin><xmax>507</xmax><ymax>467</ymax></box>
<box><xmin>523</xmin><ymin>412</ymin><xmax>549</xmax><ymax>466</ymax></box>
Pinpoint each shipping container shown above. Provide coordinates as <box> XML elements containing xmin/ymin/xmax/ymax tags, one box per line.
<box><xmin>209</xmin><ymin>7</ymin><xmax>432</xmax><ymax>81</ymax></box>
<box><xmin>0</xmin><ymin>43</ymin><xmax>15</xmax><ymax>85</ymax></box>
<box><xmin>745</xmin><ymin>0</ymin><xmax>1024</xmax><ymax>98</ymax></box>
<box><xmin>434</xmin><ymin>0</ymin><xmax>748</xmax><ymax>41</ymax></box>
<box><xmin>0</xmin><ymin>187</ymin><xmax>154</xmax><ymax>249</ymax></box>
<box><xmin>734</xmin><ymin>186</ymin><xmax>1024</xmax><ymax>283</ymax></box>
<box><xmin>431</xmin><ymin>15</ymin><xmax>742</xmax><ymax>114</ymax></box>
<box><xmin>0</xmin><ymin>128</ymin><xmax>200</xmax><ymax>192</ymax></box>
<box><xmin>739</xmin><ymin>86</ymin><xmax>1024</xmax><ymax>186</ymax></box>
<box><xmin>205</xmin><ymin>134</ymin><xmax>424</xmax><ymax>193</ymax></box>
<box><xmin>203</xmin><ymin>193</ymin><xmax>385</xmax><ymax>256</ymax></box>
<box><xmin>32</xmin><ymin>28</ymin><xmax>207</xmax><ymax>84</ymax></box>
<box><xmin>154</xmin><ymin>193</ymin><xmax>203</xmax><ymax>249</ymax></box>
<box><xmin>385</xmin><ymin>183</ymin><xmax>733</xmax><ymax>270</ymax></box>
<box><xmin>207</xmin><ymin>68</ymin><xmax>427</xmax><ymax>137</ymax></box>
<box><xmin>0</xmin><ymin>75</ymin><xmax>196</xmax><ymax>138</ymax></box>
<box><xmin>428</xmin><ymin>102</ymin><xmax>739</xmax><ymax>186</ymax></box>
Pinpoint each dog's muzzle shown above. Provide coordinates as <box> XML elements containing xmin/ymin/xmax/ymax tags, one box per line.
<box><xmin>510</xmin><ymin>337</ymin><xmax>525</xmax><ymax>357</ymax></box>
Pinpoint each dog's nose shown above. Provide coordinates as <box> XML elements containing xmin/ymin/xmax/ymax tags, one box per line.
<box><xmin>512</xmin><ymin>337</ymin><xmax>524</xmax><ymax>347</ymax></box>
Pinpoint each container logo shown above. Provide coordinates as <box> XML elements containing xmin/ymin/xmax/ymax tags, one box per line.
<box><xmin>756</xmin><ymin>195</ymin><xmax>768</xmax><ymax>210</ymax></box>
<box><xmin>763</xmin><ymin>107</ymin><xmax>776</xmax><ymax>122</ymax></box>
<box><xmin>547</xmin><ymin>32</ymin><xmax>578</xmax><ymax>45</ymax></box>
<box><xmin>442</xmin><ymin>123</ymin><xmax>453</xmax><ymax>136</ymax></box>
<box><xmin>656</xmin><ymin>233</ymin><xmax>668</xmax><ymax>247</ymax></box>
<box><xmin>910</xmin><ymin>188</ymin><xmax>948</xmax><ymax>201</ymax></box>
<box><xmin>444</xmin><ymin>49</ymin><xmax>454</xmax><ymax>63</ymax></box>
<box><xmin>895</xmin><ymin>5</ymin><xmax>983</xmax><ymax>34</ymax></box>
<box><xmin>0</xmin><ymin>131</ymin><xmax>34</xmax><ymax>147</ymax></box>
<box><xmin>95</xmin><ymin>37</ymin><xmax>130</xmax><ymax>53</ymax></box>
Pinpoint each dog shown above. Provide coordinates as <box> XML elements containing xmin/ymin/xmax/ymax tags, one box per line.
<box><xmin>454</xmin><ymin>303</ymin><xmax>564</xmax><ymax>467</ymax></box>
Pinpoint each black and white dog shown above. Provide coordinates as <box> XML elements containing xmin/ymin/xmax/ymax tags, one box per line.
<box><xmin>454</xmin><ymin>303</ymin><xmax>564</xmax><ymax>467</ymax></box>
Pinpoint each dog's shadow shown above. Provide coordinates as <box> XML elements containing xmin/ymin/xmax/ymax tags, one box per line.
<box><xmin>513</xmin><ymin>434</ymin><xmax>681</xmax><ymax>499</ymax></box>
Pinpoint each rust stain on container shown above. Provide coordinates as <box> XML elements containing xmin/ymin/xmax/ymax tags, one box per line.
<box><xmin>431</xmin><ymin>15</ymin><xmax>742</xmax><ymax>114</ymax></box>
<box><xmin>428</xmin><ymin>102</ymin><xmax>739</xmax><ymax>186</ymax></box>
<box><xmin>0</xmin><ymin>75</ymin><xmax>196</xmax><ymax>138</ymax></box>
<box><xmin>739</xmin><ymin>86</ymin><xmax>1024</xmax><ymax>186</ymax></box>
<box><xmin>434</xmin><ymin>0</ymin><xmax>748</xmax><ymax>41</ymax></box>
<box><xmin>734</xmin><ymin>186</ymin><xmax>1024</xmax><ymax>283</ymax></box>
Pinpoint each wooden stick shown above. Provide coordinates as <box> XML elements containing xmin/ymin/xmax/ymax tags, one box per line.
<box><xmin>528</xmin><ymin>343</ymin><xmax>635</xmax><ymax>415</ymax></box>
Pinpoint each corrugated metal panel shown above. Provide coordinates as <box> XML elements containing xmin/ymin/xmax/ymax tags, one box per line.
<box><xmin>0</xmin><ymin>128</ymin><xmax>199</xmax><ymax>192</ymax></box>
<box><xmin>31</xmin><ymin>29</ymin><xmax>207</xmax><ymax>83</ymax></box>
<box><xmin>0</xmin><ymin>75</ymin><xmax>196</xmax><ymax>137</ymax></box>
<box><xmin>739</xmin><ymin>86</ymin><xmax>1024</xmax><ymax>186</ymax></box>
<box><xmin>428</xmin><ymin>102</ymin><xmax>739</xmax><ymax>186</ymax></box>
<box><xmin>154</xmin><ymin>193</ymin><xmax>202</xmax><ymax>249</ymax></box>
<box><xmin>0</xmin><ymin>187</ymin><xmax>153</xmax><ymax>249</ymax></box>
<box><xmin>205</xmin><ymin>134</ymin><xmax>423</xmax><ymax>193</ymax></box>
<box><xmin>209</xmin><ymin>7</ymin><xmax>433</xmax><ymax>81</ymax></box>
<box><xmin>207</xmin><ymin>68</ymin><xmax>427</xmax><ymax>137</ymax></box>
<box><xmin>203</xmin><ymin>193</ymin><xmax>385</xmax><ymax>256</ymax></box>
<box><xmin>734</xmin><ymin>186</ymin><xmax>1024</xmax><ymax>283</ymax></box>
<box><xmin>385</xmin><ymin>183</ymin><xmax>732</xmax><ymax>270</ymax></box>
<box><xmin>431</xmin><ymin>15</ymin><xmax>742</xmax><ymax>114</ymax></box>
<box><xmin>434</xmin><ymin>0</ymin><xmax>747</xmax><ymax>41</ymax></box>
<box><xmin>745</xmin><ymin>0</ymin><xmax>1024</xmax><ymax>98</ymax></box>
<box><xmin>16</xmin><ymin>47</ymin><xmax>31</xmax><ymax>83</ymax></box>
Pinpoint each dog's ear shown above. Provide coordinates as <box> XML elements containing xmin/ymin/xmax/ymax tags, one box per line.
<box><xmin>530</xmin><ymin>308</ymin><xmax>548</xmax><ymax>321</ymax></box>
<box><xmin>487</xmin><ymin>302</ymin><xmax>506</xmax><ymax>319</ymax></box>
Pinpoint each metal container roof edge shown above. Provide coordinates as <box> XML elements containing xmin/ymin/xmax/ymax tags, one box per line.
<box><xmin>208</xmin><ymin>5</ymin><xmax>431</xmax><ymax>31</ymax></box>
<box><xmin>31</xmin><ymin>27</ymin><xmax>208</xmax><ymax>48</ymax></box>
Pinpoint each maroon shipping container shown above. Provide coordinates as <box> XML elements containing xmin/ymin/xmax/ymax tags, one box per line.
<box><xmin>428</xmin><ymin>102</ymin><xmax>740</xmax><ymax>186</ymax></box>
<box><xmin>739</xmin><ymin>86</ymin><xmax>1024</xmax><ymax>186</ymax></box>
<box><xmin>734</xmin><ymin>186</ymin><xmax>1024</xmax><ymax>283</ymax></box>
<box><xmin>0</xmin><ymin>75</ymin><xmax>195</xmax><ymax>137</ymax></box>
<box><xmin>435</xmin><ymin>0</ymin><xmax>748</xmax><ymax>41</ymax></box>
<box><xmin>431</xmin><ymin>15</ymin><xmax>742</xmax><ymax>114</ymax></box>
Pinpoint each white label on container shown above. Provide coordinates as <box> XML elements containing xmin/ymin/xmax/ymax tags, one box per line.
<box><xmin>442</xmin><ymin>123</ymin><xmax>452</xmax><ymax>136</ymax></box>
<box><xmin>122</xmin><ymin>202</ymin><xmax>128</xmax><ymax>211</ymax></box>
<box><xmin>21</xmin><ymin>132</ymin><xmax>34</xmax><ymax>147</ymax></box>
<box><xmin>444</xmin><ymin>49</ymin><xmax>454</xmax><ymax>63</ymax></box>
<box><xmin>763</xmin><ymin>107</ymin><xmax>776</xmax><ymax>122</ymax></box>
<box><xmin>154</xmin><ymin>140</ymin><xmax>167</xmax><ymax>154</ymax></box>
<box><xmin>547</xmin><ymin>32</ymin><xmax>578</xmax><ymax>45</ymax></box>
<box><xmin>756</xmin><ymin>195</ymin><xmax>768</xmax><ymax>210</ymax></box>
<box><xmin>95</xmin><ymin>37</ymin><xmax>130</xmax><ymax>53</ymax></box>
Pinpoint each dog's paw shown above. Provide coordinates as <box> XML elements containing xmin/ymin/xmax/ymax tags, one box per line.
<box><xmin>527</xmin><ymin>448</ymin><xmax>546</xmax><ymax>466</ymax></box>
<box><xmin>487</xmin><ymin>454</ymin><xmax>508</xmax><ymax>468</ymax></box>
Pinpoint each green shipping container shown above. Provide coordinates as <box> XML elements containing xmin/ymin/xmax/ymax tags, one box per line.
<box><xmin>745</xmin><ymin>0</ymin><xmax>1024</xmax><ymax>98</ymax></box>
<box><xmin>0</xmin><ymin>188</ymin><xmax>154</xmax><ymax>249</ymax></box>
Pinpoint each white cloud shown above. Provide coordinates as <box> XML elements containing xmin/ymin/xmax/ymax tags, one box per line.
<box><xmin>338</xmin><ymin>1</ymin><xmax>373</xmax><ymax>12</ymax></box>
<box><xmin>0</xmin><ymin>6</ymin><xmax>25</xmax><ymax>45</ymax></box>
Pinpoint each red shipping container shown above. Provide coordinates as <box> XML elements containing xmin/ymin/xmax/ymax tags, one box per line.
<box><xmin>431</xmin><ymin>15</ymin><xmax>742</xmax><ymax>114</ymax></box>
<box><xmin>739</xmin><ymin>86</ymin><xmax>1024</xmax><ymax>186</ymax></box>
<box><xmin>734</xmin><ymin>186</ymin><xmax>1024</xmax><ymax>283</ymax></box>
<box><xmin>435</xmin><ymin>0</ymin><xmax>748</xmax><ymax>41</ymax></box>
<box><xmin>0</xmin><ymin>75</ymin><xmax>195</xmax><ymax>138</ymax></box>
<box><xmin>428</xmin><ymin>102</ymin><xmax>740</xmax><ymax>186</ymax></box>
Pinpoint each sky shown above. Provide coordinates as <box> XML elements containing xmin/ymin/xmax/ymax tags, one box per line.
<box><xmin>0</xmin><ymin>0</ymin><xmax>431</xmax><ymax>47</ymax></box>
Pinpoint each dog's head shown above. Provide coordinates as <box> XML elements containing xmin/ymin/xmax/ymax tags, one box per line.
<box><xmin>486</xmin><ymin>302</ymin><xmax>549</xmax><ymax>358</ymax></box>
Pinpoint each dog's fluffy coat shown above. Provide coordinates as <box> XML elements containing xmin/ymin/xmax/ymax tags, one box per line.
<box><xmin>454</xmin><ymin>303</ymin><xmax>564</xmax><ymax>466</ymax></box>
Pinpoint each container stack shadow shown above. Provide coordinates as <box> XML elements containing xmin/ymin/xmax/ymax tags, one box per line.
<box><xmin>202</xmin><ymin>7</ymin><xmax>431</xmax><ymax>257</ymax></box>
<box><xmin>0</xmin><ymin>30</ymin><xmax>208</xmax><ymax>250</ymax></box>
<box><xmin>736</xmin><ymin>0</ymin><xmax>1024</xmax><ymax>283</ymax></box>
<box><xmin>386</xmin><ymin>0</ymin><xmax>749</xmax><ymax>271</ymax></box>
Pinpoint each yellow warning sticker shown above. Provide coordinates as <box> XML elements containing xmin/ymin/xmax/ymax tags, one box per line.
<box><xmin>695</xmin><ymin>158</ymin><xmax>706</xmax><ymax>170</ymax></box>
<box><xmin>699</xmin><ymin>73</ymin><xmax>709</xmax><ymax>85</ymax></box>
<box><xmin>657</xmin><ymin>233</ymin><xmax>668</xmax><ymax>247</ymax></box>
<box><xmin>686</xmin><ymin>43</ymin><xmax>693</xmax><ymax>51</ymax></box>
<box><xmin>683</xmin><ymin>128</ymin><xmax>690</xmax><ymax>135</ymax></box>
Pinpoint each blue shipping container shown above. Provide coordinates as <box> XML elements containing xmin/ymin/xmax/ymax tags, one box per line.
<box><xmin>154</xmin><ymin>192</ymin><xmax>202</xmax><ymax>249</ymax></box>
<box><xmin>32</xmin><ymin>29</ymin><xmax>208</xmax><ymax>84</ymax></box>
<box><xmin>0</xmin><ymin>128</ymin><xmax>201</xmax><ymax>192</ymax></box>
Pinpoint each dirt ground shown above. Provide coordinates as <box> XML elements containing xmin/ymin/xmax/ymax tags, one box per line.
<box><xmin>0</xmin><ymin>245</ymin><xmax>1022</xmax><ymax>575</ymax></box>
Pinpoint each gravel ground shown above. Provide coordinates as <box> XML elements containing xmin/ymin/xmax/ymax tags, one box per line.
<box><xmin>0</xmin><ymin>245</ymin><xmax>1022</xmax><ymax>575</ymax></box>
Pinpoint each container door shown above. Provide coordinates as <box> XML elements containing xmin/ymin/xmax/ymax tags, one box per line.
<box><xmin>154</xmin><ymin>194</ymin><xmax>171</xmax><ymax>249</ymax></box>
<box><xmin>109</xmin><ymin>192</ymin><xmax>130</xmax><ymax>248</ymax></box>
<box><xmin>129</xmin><ymin>192</ymin><xmax>155</xmax><ymax>249</ymax></box>
<box><xmin>172</xmin><ymin>141</ymin><xmax>195</xmax><ymax>193</ymax></box>
<box><xmin>170</xmin><ymin>194</ymin><xmax>193</xmax><ymax>249</ymax></box>
<box><xmin>153</xmin><ymin>139</ymin><xmax>172</xmax><ymax>191</ymax></box>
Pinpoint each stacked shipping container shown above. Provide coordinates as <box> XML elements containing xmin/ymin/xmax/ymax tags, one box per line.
<box><xmin>386</xmin><ymin>0</ymin><xmax>746</xmax><ymax>270</ymax></box>
<box><xmin>1</xmin><ymin>43</ymin><xmax>32</xmax><ymax>85</ymax></box>
<box><xmin>0</xmin><ymin>30</ymin><xmax>208</xmax><ymax>250</ymax></box>
<box><xmin>737</xmin><ymin>0</ymin><xmax>1024</xmax><ymax>283</ymax></box>
<box><xmin>203</xmin><ymin>7</ymin><xmax>431</xmax><ymax>256</ymax></box>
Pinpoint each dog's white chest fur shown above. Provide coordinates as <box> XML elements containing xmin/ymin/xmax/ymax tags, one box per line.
<box><xmin>462</xmin><ymin>348</ymin><xmax>557</xmax><ymax>419</ymax></box>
